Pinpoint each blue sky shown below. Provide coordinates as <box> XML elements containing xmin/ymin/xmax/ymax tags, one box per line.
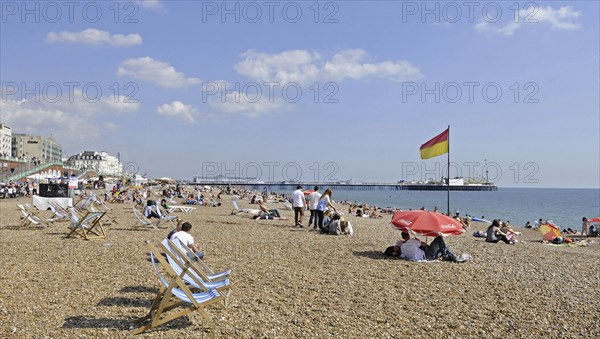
<box><xmin>1</xmin><ymin>0</ymin><xmax>598</xmax><ymax>188</ymax></box>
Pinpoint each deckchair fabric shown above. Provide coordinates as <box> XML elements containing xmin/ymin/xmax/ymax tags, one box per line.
<box><xmin>18</xmin><ymin>204</ymin><xmax>48</xmax><ymax>228</ymax></box>
<box><xmin>133</xmin><ymin>207</ymin><xmax>160</xmax><ymax>229</ymax></box>
<box><xmin>130</xmin><ymin>242</ymin><xmax>222</xmax><ymax>334</ymax></box>
<box><xmin>162</xmin><ymin>239</ymin><xmax>231</xmax><ymax>284</ymax></box>
<box><xmin>65</xmin><ymin>211</ymin><xmax>106</xmax><ymax>240</ymax></box>
<box><xmin>159</xmin><ymin>240</ymin><xmax>231</xmax><ymax>296</ymax></box>
<box><xmin>47</xmin><ymin>202</ymin><xmax>69</xmax><ymax>224</ymax></box>
<box><xmin>168</xmin><ymin>239</ymin><xmax>231</xmax><ymax>281</ymax></box>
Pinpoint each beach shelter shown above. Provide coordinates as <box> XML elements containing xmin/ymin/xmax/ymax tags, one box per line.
<box><xmin>539</xmin><ymin>223</ymin><xmax>562</xmax><ymax>241</ymax></box>
<box><xmin>390</xmin><ymin>210</ymin><xmax>465</xmax><ymax>237</ymax></box>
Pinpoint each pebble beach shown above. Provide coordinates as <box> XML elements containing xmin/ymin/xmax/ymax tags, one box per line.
<box><xmin>0</xmin><ymin>193</ymin><xmax>599</xmax><ymax>338</ymax></box>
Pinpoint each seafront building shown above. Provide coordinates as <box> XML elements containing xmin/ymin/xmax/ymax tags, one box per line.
<box><xmin>11</xmin><ymin>133</ymin><xmax>62</xmax><ymax>163</ymax></box>
<box><xmin>0</xmin><ymin>124</ymin><xmax>12</xmax><ymax>158</ymax></box>
<box><xmin>67</xmin><ymin>151</ymin><xmax>123</xmax><ymax>177</ymax></box>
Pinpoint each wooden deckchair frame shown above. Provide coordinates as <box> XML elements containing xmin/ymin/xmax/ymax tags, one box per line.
<box><xmin>167</xmin><ymin>239</ymin><xmax>231</xmax><ymax>282</ymax></box>
<box><xmin>132</xmin><ymin>207</ymin><xmax>160</xmax><ymax>229</ymax></box>
<box><xmin>18</xmin><ymin>204</ymin><xmax>48</xmax><ymax>228</ymax></box>
<box><xmin>65</xmin><ymin>211</ymin><xmax>106</xmax><ymax>240</ymax></box>
<box><xmin>130</xmin><ymin>242</ymin><xmax>222</xmax><ymax>334</ymax></box>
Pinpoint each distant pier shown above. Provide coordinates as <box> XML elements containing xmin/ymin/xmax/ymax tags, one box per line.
<box><xmin>190</xmin><ymin>182</ymin><xmax>498</xmax><ymax>191</ymax></box>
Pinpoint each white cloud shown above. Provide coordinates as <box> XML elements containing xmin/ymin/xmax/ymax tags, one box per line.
<box><xmin>157</xmin><ymin>101</ymin><xmax>197</xmax><ymax>122</ymax></box>
<box><xmin>208</xmin><ymin>94</ymin><xmax>287</xmax><ymax>118</ymax></box>
<box><xmin>0</xmin><ymin>99</ymin><xmax>101</xmax><ymax>140</ymax></box>
<box><xmin>476</xmin><ymin>6</ymin><xmax>582</xmax><ymax>36</ymax></box>
<box><xmin>118</xmin><ymin>57</ymin><xmax>201</xmax><ymax>88</ymax></box>
<box><xmin>0</xmin><ymin>88</ymin><xmax>140</xmax><ymax>142</ymax></box>
<box><xmin>234</xmin><ymin>49</ymin><xmax>423</xmax><ymax>84</ymax></box>
<box><xmin>46</xmin><ymin>28</ymin><xmax>142</xmax><ymax>46</ymax></box>
<box><xmin>136</xmin><ymin>0</ymin><xmax>163</xmax><ymax>10</ymax></box>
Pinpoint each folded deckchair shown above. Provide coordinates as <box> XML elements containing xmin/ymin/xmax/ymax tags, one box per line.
<box><xmin>131</xmin><ymin>241</ymin><xmax>222</xmax><ymax>334</ymax></box>
<box><xmin>18</xmin><ymin>204</ymin><xmax>48</xmax><ymax>228</ymax></box>
<box><xmin>65</xmin><ymin>211</ymin><xmax>106</xmax><ymax>240</ymax></box>
<box><xmin>158</xmin><ymin>240</ymin><xmax>231</xmax><ymax>304</ymax></box>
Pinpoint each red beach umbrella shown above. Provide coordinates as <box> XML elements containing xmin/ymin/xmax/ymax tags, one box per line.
<box><xmin>589</xmin><ymin>217</ymin><xmax>600</xmax><ymax>223</ymax></box>
<box><xmin>390</xmin><ymin>210</ymin><xmax>465</xmax><ymax>237</ymax></box>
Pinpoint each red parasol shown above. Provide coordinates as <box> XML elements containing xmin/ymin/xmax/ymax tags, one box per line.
<box><xmin>391</xmin><ymin>210</ymin><xmax>465</xmax><ymax>237</ymax></box>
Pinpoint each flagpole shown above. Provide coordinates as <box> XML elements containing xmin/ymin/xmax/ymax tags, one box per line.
<box><xmin>447</xmin><ymin>125</ymin><xmax>450</xmax><ymax>216</ymax></box>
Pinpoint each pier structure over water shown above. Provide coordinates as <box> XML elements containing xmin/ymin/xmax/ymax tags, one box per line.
<box><xmin>189</xmin><ymin>182</ymin><xmax>498</xmax><ymax>191</ymax></box>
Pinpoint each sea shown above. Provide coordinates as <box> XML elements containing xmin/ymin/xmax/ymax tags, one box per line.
<box><xmin>272</xmin><ymin>188</ymin><xmax>600</xmax><ymax>230</ymax></box>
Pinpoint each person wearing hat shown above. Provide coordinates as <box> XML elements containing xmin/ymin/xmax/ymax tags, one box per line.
<box><xmin>291</xmin><ymin>185</ymin><xmax>306</xmax><ymax>227</ymax></box>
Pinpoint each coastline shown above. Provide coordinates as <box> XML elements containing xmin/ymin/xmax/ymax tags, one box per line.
<box><xmin>0</xmin><ymin>189</ymin><xmax>598</xmax><ymax>337</ymax></box>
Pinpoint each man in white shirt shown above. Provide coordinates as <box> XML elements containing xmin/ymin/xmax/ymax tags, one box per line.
<box><xmin>307</xmin><ymin>186</ymin><xmax>322</xmax><ymax>229</ymax></box>
<box><xmin>171</xmin><ymin>222</ymin><xmax>204</xmax><ymax>260</ymax></box>
<box><xmin>291</xmin><ymin>185</ymin><xmax>306</xmax><ymax>227</ymax></box>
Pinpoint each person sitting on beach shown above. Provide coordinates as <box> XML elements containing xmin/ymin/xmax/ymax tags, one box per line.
<box><xmin>144</xmin><ymin>200</ymin><xmax>161</xmax><ymax>219</ymax></box>
<box><xmin>171</xmin><ymin>222</ymin><xmax>204</xmax><ymax>260</ymax></box>
<box><xmin>399</xmin><ymin>232</ymin><xmax>457</xmax><ymax>261</ymax></box>
<box><xmin>160</xmin><ymin>199</ymin><xmax>170</xmax><ymax>213</ymax></box>
<box><xmin>500</xmin><ymin>221</ymin><xmax>519</xmax><ymax>243</ymax></box>
<box><xmin>485</xmin><ymin>219</ymin><xmax>514</xmax><ymax>244</ymax></box>
<box><xmin>257</xmin><ymin>200</ymin><xmax>281</xmax><ymax>218</ymax></box>
<box><xmin>524</xmin><ymin>221</ymin><xmax>532</xmax><ymax>228</ymax></box>
<box><xmin>167</xmin><ymin>219</ymin><xmax>183</xmax><ymax>240</ymax></box>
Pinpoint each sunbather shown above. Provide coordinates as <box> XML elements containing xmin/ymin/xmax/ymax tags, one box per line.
<box><xmin>486</xmin><ymin>219</ymin><xmax>514</xmax><ymax>244</ymax></box>
<box><xmin>257</xmin><ymin>200</ymin><xmax>281</xmax><ymax>218</ymax></box>
<box><xmin>399</xmin><ymin>232</ymin><xmax>456</xmax><ymax>261</ymax></box>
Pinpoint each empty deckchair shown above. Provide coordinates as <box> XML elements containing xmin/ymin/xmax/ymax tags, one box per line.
<box><xmin>168</xmin><ymin>239</ymin><xmax>231</xmax><ymax>281</ymax></box>
<box><xmin>65</xmin><ymin>211</ymin><xmax>106</xmax><ymax>240</ymax></box>
<box><xmin>131</xmin><ymin>241</ymin><xmax>222</xmax><ymax>334</ymax></box>
<box><xmin>47</xmin><ymin>202</ymin><xmax>69</xmax><ymax>225</ymax></box>
<box><xmin>18</xmin><ymin>204</ymin><xmax>48</xmax><ymax>228</ymax></box>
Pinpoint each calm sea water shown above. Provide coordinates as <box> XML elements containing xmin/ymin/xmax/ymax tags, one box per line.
<box><xmin>275</xmin><ymin>188</ymin><xmax>600</xmax><ymax>230</ymax></box>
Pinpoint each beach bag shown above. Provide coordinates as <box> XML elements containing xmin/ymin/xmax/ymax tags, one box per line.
<box><xmin>552</xmin><ymin>237</ymin><xmax>564</xmax><ymax>244</ymax></box>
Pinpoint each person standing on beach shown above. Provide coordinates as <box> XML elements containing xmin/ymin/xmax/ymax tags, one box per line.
<box><xmin>316</xmin><ymin>188</ymin><xmax>337</xmax><ymax>230</ymax></box>
<box><xmin>582</xmin><ymin>217</ymin><xmax>590</xmax><ymax>236</ymax></box>
<box><xmin>291</xmin><ymin>185</ymin><xmax>306</xmax><ymax>227</ymax></box>
<box><xmin>307</xmin><ymin>186</ymin><xmax>322</xmax><ymax>229</ymax></box>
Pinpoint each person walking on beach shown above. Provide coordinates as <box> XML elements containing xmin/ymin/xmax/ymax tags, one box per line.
<box><xmin>582</xmin><ymin>217</ymin><xmax>590</xmax><ymax>236</ymax></box>
<box><xmin>307</xmin><ymin>186</ymin><xmax>322</xmax><ymax>229</ymax></box>
<box><xmin>291</xmin><ymin>185</ymin><xmax>306</xmax><ymax>227</ymax></box>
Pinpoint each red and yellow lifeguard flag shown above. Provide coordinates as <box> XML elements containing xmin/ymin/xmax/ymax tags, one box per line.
<box><xmin>420</xmin><ymin>129</ymin><xmax>449</xmax><ymax>159</ymax></box>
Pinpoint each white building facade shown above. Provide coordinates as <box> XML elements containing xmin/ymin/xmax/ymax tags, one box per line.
<box><xmin>68</xmin><ymin>151</ymin><xmax>123</xmax><ymax>176</ymax></box>
<box><xmin>0</xmin><ymin>124</ymin><xmax>11</xmax><ymax>158</ymax></box>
